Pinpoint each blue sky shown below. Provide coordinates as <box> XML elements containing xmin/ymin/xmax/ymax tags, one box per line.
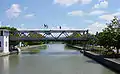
<box><xmin>0</xmin><ymin>0</ymin><xmax>120</xmax><ymax>34</ymax></box>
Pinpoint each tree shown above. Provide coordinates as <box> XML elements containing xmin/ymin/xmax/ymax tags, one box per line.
<box><xmin>0</xmin><ymin>26</ymin><xmax>19</xmax><ymax>36</ymax></box>
<box><xmin>0</xmin><ymin>26</ymin><xmax>19</xmax><ymax>46</ymax></box>
<box><xmin>97</xmin><ymin>16</ymin><xmax>120</xmax><ymax>54</ymax></box>
<box><xmin>65</xmin><ymin>32</ymin><xmax>87</xmax><ymax>45</ymax></box>
<box><xmin>24</xmin><ymin>32</ymin><xmax>45</xmax><ymax>45</ymax></box>
<box><xmin>0</xmin><ymin>26</ymin><xmax>17</xmax><ymax>31</ymax></box>
<box><xmin>27</xmin><ymin>32</ymin><xmax>44</xmax><ymax>38</ymax></box>
<box><xmin>0</xmin><ymin>26</ymin><xmax>45</xmax><ymax>46</ymax></box>
<box><xmin>87</xmin><ymin>33</ymin><xmax>98</xmax><ymax>45</ymax></box>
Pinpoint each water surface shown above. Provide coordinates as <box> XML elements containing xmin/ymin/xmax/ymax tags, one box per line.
<box><xmin>0</xmin><ymin>44</ymin><xmax>118</xmax><ymax>74</ymax></box>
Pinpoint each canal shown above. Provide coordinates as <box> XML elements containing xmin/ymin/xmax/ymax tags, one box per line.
<box><xmin>0</xmin><ymin>44</ymin><xmax>117</xmax><ymax>74</ymax></box>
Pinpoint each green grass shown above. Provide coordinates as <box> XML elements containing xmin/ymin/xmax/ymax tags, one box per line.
<box><xmin>28</xmin><ymin>49</ymin><xmax>40</xmax><ymax>54</ymax></box>
<box><xmin>20</xmin><ymin>45</ymin><xmax>47</xmax><ymax>54</ymax></box>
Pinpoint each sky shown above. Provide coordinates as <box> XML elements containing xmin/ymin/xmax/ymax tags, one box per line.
<box><xmin>0</xmin><ymin>0</ymin><xmax>120</xmax><ymax>34</ymax></box>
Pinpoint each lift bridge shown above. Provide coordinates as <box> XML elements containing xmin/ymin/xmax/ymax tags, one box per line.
<box><xmin>9</xmin><ymin>29</ymin><xmax>89</xmax><ymax>41</ymax></box>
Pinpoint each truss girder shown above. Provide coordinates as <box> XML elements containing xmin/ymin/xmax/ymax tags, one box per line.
<box><xmin>10</xmin><ymin>30</ymin><xmax>89</xmax><ymax>41</ymax></box>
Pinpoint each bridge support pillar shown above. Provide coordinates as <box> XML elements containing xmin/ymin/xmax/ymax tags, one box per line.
<box><xmin>0</xmin><ymin>29</ymin><xmax>9</xmax><ymax>53</ymax></box>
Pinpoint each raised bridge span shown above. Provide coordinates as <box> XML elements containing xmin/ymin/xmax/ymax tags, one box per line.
<box><xmin>9</xmin><ymin>29</ymin><xmax>89</xmax><ymax>41</ymax></box>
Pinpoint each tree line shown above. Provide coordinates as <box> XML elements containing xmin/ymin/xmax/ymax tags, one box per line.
<box><xmin>66</xmin><ymin>16</ymin><xmax>120</xmax><ymax>55</ymax></box>
<box><xmin>97</xmin><ymin>16</ymin><xmax>120</xmax><ymax>54</ymax></box>
<box><xmin>0</xmin><ymin>26</ymin><xmax>45</xmax><ymax>46</ymax></box>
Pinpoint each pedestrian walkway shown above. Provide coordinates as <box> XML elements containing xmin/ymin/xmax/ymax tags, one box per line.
<box><xmin>106</xmin><ymin>58</ymin><xmax>120</xmax><ymax>64</ymax></box>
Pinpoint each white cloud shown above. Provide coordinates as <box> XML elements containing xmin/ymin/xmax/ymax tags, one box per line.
<box><xmin>6</xmin><ymin>4</ymin><xmax>21</xmax><ymax>19</ymax></box>
<box><xmin>89</xmin><ymin>10</ymin><xmax>107</xmax><ymax>15</ymax></box>
<box><xmin>84</xmin><ymin>20</ymin><xmax>94</xmax><ymax>23</ymax></box>
<box><xmin>93</xmin><ymin>0</ymin><xmax>108</xmax><ymax>9</ymax></box>
<box><xmin>87</xmin><ymin>22</ymin><xmax>106</xmax><ymax>34</ymax></box>
<box><xmin>24</xmin><ymin>14</ymin><xmax>35</xmax><ymax>18</ymax></box>
<box><xmin>54</xmin><ymin>0</ymin><xmax>92</xmax><ymax>6</ymax></box>
<box><xmin>99</xmin><ymin>12</ymin><xmax>120</xmax><ymax>21</ymax></box>
<box><xmin>68</xmin><ymin>10</ymin><xmax>107</xmax><ymax>17</ymax></box>
<box><xmin>113</xmin><ymin>12</ymin><xmax>120</xmax><ymax>16</ymax></box>
<box><xmin>99</xmin><ymin>14</ymin><xmax>114</xmax><ymax>21</ymax></box>
<box><xmin>80</xmin><ymin>0</ymin><xmax>92</xmax><ymax>4</ymax></box>
<box><xmin>68</xmin><ymin>10</ymin><xmax>85</xmax><ymax>16</ymax></box>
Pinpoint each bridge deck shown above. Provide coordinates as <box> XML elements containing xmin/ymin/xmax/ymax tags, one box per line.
<box><xmin>11</xmin><ymin>29</ymin><xmax>88</xmax><ymax>33</ymax></box>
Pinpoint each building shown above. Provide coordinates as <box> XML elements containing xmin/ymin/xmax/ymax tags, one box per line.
<box><xmin>0</xmin><ymin>29</ymin><xmax>9</xmax><ymax>53</ymax></box>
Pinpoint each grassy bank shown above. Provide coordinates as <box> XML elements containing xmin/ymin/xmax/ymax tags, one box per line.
<box><xmin>19</xmin><ymin>44</ymin><xmax>47</xmax><ymax>54</ymax></box>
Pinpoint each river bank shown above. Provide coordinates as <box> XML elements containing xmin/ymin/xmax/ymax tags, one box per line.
<box><xmin>67</xmin><ymin>44</ymin><xmax>120</xmax><ymax>73</ymax></box>
<box><xmin>19</xmin><ymin>44</ymin><xmax>47</xmax><ymax>54</ymax></box>
<box><xmin>0</xmin><ymin>44</ymin><xmax>47</xmax><ymax>57</ymax></box>
<box><xmin>19</xmin><ymin>45</ymin><xmax>45</xmax><ymax>51</ymax></box>
<box><xmin>0</xmin><ymin>53</ymin><xmax>10</xmax><ymax>57</ymax></box>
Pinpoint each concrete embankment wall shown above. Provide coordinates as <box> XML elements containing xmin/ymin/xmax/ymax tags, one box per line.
<box><xmin>67</xmin><ymin>44</ymin><xmax>120</xmax><ymax>73</ymax></box>
<box><xmin>84</xmin><ymin>51</ymin><xmax>120</xmax><ymax>73</ymax></box>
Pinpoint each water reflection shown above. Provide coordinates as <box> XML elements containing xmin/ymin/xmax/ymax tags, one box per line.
<box><xmin>0</xmin><ymin>54</ymin><xmax>20</xmax><ymax>74</ymax></box>
<box><xmin>0</xmin><ymin>44</ymin><xmax>118</xmax><ymax>74</ymax></box>
<box><xmin>0</xmin><ymin>56</ymin><xmax>9</xmax><ymax>74</ymax></box>
<box><xmin>47</xmin><ymin>44</ymin><xmax>65</xmax><ymax>51</ymax></box>
<box><xmin>40</xmin><ymin>44</ymin><xmax>80</xmax><ymax>55</ymax></box>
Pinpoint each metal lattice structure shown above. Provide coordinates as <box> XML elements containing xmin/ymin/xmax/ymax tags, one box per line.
<box><xmin>10</xmin><ymin>29</ymin><xmax>89</xmax><ymax>41</ymax></box>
